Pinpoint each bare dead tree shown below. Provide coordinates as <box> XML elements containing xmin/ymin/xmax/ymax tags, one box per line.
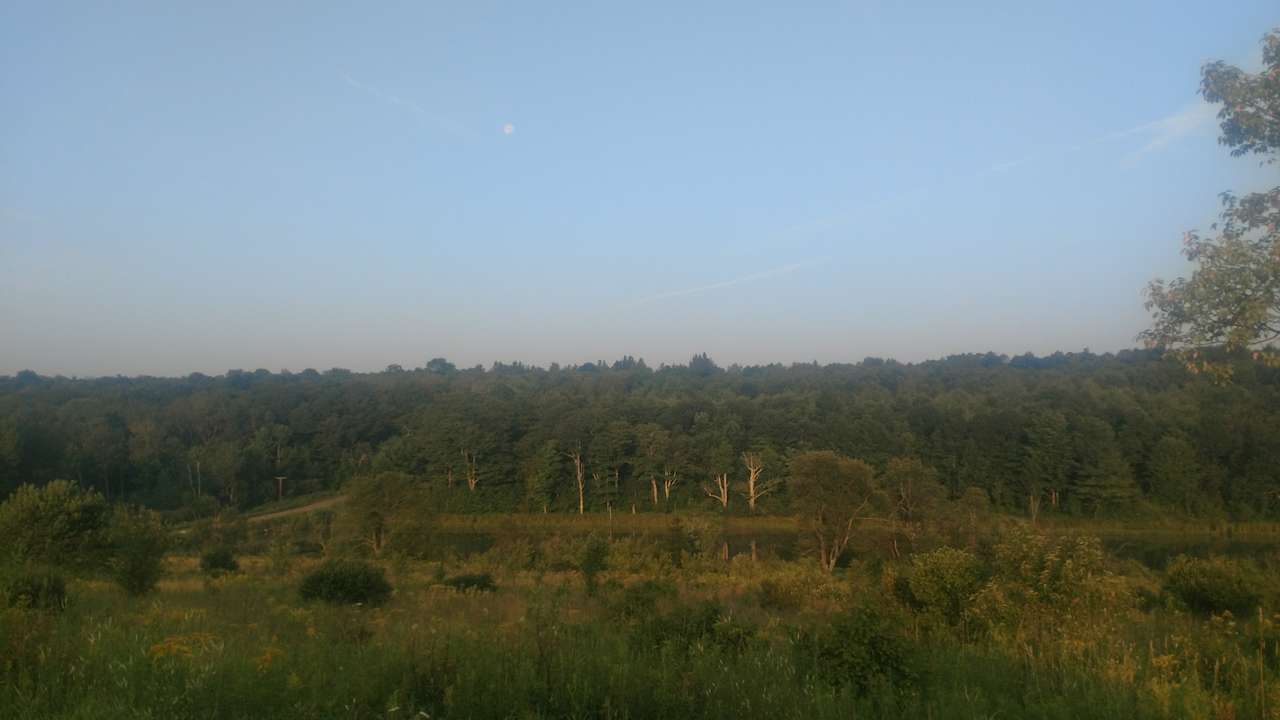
<box><xmin>703</xmin><ymin>472</ymin><xmax>730</xmax><ymax>509</ymax></box>
<box><xmin>661</xmin><ymin>468</ymin><xmax>680</xmax><ymax>501</ymax></box>
<box><xmin>565</xmin><ymin>448</ymin><xmax>586</xmax><ymax>515</ymax></box>
<box><xmin>461</xmin><ymin>449</ymin><xmax>479</xmax><ymax>492</ymax></box>
<box><xmin>739</xmin><ymin>452</ymin><xmax>779</xmax><ymax>512</ymax></box>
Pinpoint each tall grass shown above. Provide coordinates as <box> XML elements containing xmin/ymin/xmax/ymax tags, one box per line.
<box><xmin>2</xmin><ymin>533</ymin><xmax>1278</xmax><ymax>719</ymax></box>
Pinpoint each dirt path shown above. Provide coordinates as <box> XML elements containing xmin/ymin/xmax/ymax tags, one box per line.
<box><xmin>246</xmin><ymin>495</ymin><xmax>345</xmax><ymax>524</ymax></box>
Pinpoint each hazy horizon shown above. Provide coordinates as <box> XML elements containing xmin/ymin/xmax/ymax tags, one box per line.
<box><xmin>4</xmin><ymin>2</ymin><xmax>1278</xmax><ymax>378</ymax></box>
<box><xmin>1</xmin><ymin>345</ymin><xmax>1179</xmax><ymax>380</ymax></box>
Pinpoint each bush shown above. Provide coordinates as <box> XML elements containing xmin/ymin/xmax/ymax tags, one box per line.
<box><xmin>292</xmin><ymin>540</ymin><xmax>325</xmax><ymax>557</ymax></box>
<box><xmin>5</xmin><ymin>570</ymin><xmax>67</xmax><ymax>611</ymax></box>
<box><xmin>0</xmin><ymin>480</ymin><xmax>110</xmax><ymax>569</ymax></box>
<box><xmin>107</xmin><ymin>507</ymin><xmax>169</xmax><ymax>597</ymax></box>
<box><xmin>1164</xmin><ymin>555</ymin><xmax>1263</xmax><ymax>615</ymax></box>
<box><xmin>612</xmin><ymin>578</ymin><xmax>676</xmax><ymax>620</ymax></box>
<box><xmin>904</xmin><ymin>547</ymin><xmax>983</xmax><ymax>624</ymax></box>
<box><xmin>755</xmin><ymin>564</ymin><xmax>850</xmax><ymax>613</ymax></box>
<box><xmin>200</xmin><ymin>547</ymin><xmax>240</xmax><ymax>575</ymax></box>
<box><xmin>791</xmin><ymin>604</ymin><xmax>919</xmax><ymax>698</ymax></box>
<box><xmin>758</xmin><ymin>578</ymin><xmax>802</xmax><ymax>612</ymax></box>
<box><xmin>629</xmin><ymin>597</ymin><xmax>752</xmax><ymax>653</ymax></box>
<box><xmin>299</xmin><ymin>560</ymin><xmax>392</xmax><ymax>606</ymax></box>
<box><xmin>442</xmin><ymin>572</ymin><xmax>496</xmax><ymax>593</ymax></box>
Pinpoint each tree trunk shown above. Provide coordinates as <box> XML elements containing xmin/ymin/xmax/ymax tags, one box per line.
<box><xmin>567</xmin><ymin>450</ymin><xmax>586</xmax><ymax>515</ymax></box>
<box><xmin>462</xmin><ymin>450</ymin><xmax>479</xmax><ymax>492</ymax></box>
<box><xmin>662</xmin><ymin>469</ymin><xmax>680</xmax><ymax>501</ymax></box>
<box><xmin>742</xmin><ymin>452</ymin><xmax>767</xmax><ymax>512</ymax></box>
<box><xmin>703</xmin><ymin>473</ymin><xmax>730</xmax><ymax>508</ymax></box>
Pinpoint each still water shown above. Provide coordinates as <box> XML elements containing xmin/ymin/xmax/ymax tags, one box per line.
<box><xmin>424</xmin><ymin>526</ymin><xmax>1280</xmax><ymax>569</ymax></box>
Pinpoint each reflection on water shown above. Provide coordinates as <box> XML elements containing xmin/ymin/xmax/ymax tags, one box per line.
<box><xmin>428</xmin><ymin>530</ymin><xmax>804</xmax><ymax>563</ymax></box>
<box><xmin>1099</xmin><ymin>536</ymin><xmax>1280</xmax><ymax>569</ymax></box>
<box><xmin>427</xmin><ymin>526</ymin><xmax>1280</xmax><ymax>570</ymax></box>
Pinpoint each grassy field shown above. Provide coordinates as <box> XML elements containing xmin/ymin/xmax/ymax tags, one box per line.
<box><xmin>4</xmin><ymin>520</ymin><xmax>1280</xmax><ymax>719</ymax></box>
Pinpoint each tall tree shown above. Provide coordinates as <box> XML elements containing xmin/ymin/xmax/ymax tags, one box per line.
<box><xmin>1142</xmin><ymin>29</ymin><xmax>1280</xmax><ymax>378</ymax></box>
<box><xmin>1148</xmin><ymin>434</ymin><xmax>1203</xmax><ymax>514</ymax></box>
<box><xmin>789</xmin><ymin>451</ymin><xmax>882</xmax><ymax>572</ymax></box>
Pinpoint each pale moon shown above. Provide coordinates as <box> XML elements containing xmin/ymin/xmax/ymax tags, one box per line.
<box><xmin>502</xmin><ymin>123</ymin><xmax>515</xmax><ymax>135</ymax></box>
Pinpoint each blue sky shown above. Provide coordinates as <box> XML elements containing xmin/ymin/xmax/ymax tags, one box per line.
<box><xmin>2</xmin><ymin>1</ymin><xmax>1277</xmax><ymax>376</ymax></box>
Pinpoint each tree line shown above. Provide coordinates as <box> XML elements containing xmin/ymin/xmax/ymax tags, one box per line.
<box><xmin>2</xmin><ymin>348</ymin><xmax>1278</xmax><ymax>520</ymax></box>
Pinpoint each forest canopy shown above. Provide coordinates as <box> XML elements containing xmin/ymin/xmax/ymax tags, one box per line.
<box><xmin>2</xmin><ymin>349</ymin><xmax>1277</xmax><ymax>520</ymax></box>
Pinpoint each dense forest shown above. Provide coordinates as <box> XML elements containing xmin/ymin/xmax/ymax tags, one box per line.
<box><xmin>2</xmin><ymin>349</ymin><xmax>1278</xmax><ymax>519</ymax></box>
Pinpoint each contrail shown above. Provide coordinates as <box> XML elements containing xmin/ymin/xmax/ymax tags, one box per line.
<box><xmin>339</xmin><ymin>72</ymin><xmax>478</xmax><ymax>140</ymax></box>
<box><xmin>622</xmin><ymin>261</ymin><xmax>813</xmax><ymax>308</ymax></box>
<box><xmin>777</xmin><ymin>99</ymin><xmax>1217</xmax><ymax>240</ymax></box>
<box><xmin>973</xmin><ymin>100</ymin><xmax>1215</xmax><ymax>179</ymax></box>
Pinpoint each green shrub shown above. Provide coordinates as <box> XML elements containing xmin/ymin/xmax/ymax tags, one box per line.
<box><xmin>613</xmin><ymin>578</ymin><xmax>676</xmax><ymax>620</ymax></box>
<box><xmin>630</xmin><ymin>598</ymin><xmax>752</xmax><ymax>653</ymax></box>
<box><xmin>199</xmin><ymin>547</ymin><xmax>239</xmax><ymax>574</ymax></box>
<box><xmin>0</xmin><ymin>480</ymin><xmax>110</xmax><ymax>569</ymax></box>
<box><xmin>107</xmin><ymin>507</ymin><xmax>169</xmax><ymax>596</ymax></box>
<box><xmin>5</xmin><ymin>570</ymin><xmax>67</xmax><ymax>611</ymax></box>
<box><xmin>299</xmin><ymin>560</ymin><xmax>392</xmax><ymax>606</ymax></box>
<box><xmin>758</xmin><ymin>578</ymin><xmax>802</xmax><ymax>612</ymax></box>
<box><xmin>904</xmin><ymin>547</ymin><xmax>982</xmax><ymax>624</ymax></box>
<box><xmin>1164</xmin><ymin>554</ymin><xmax>1262</xmax><ymax>615</ymax></box>
<box><xmin>662</xmin><ymin>518</ymin><xmax>699</xmax><ymax>567</ymax></box>
<box><xmin>791</xmin><ymin>605</ymin><xmax>919</xmax><ymax>697</ymax></box>
<box><xmin>987</xmin><ymin>528</ymin><xmax>1109</xmax><ymax>608</ymax></box>
<box><xmin>442</xmin><ymin>572</ymin><xmax>496</xmax><ymax>593</ymax></box>
<box><xmin>292</xmin><ymin>540</ymin><xmax>325</xmax><ymax>557</ymax></box>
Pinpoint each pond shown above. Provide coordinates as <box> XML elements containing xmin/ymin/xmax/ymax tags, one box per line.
<box><xmin>424</xmin><ymin>524</ymin><xmax>1280</xmax><ymax>570</ymax></box>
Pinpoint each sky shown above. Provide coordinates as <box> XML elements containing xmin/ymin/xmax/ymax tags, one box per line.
<box><xmin>2</xmin><ymin>1</ymin><xmax>1278</xmax><ymax>377</ymax></box>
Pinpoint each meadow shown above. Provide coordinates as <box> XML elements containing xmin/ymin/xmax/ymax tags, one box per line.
<box><xmin>4</xmin><ymin>512</ymin><xmax>1280</xmax><ymax>720</ymax></box>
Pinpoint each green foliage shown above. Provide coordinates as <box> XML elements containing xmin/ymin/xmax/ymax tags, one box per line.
<box><xmin>0</xmin><ymin>480</ymin><xmax>110</xmax><ymax>569</ymax></box>
<box><xmin>904</xmin><ymin>547</ymin><xmax>983</xmax><ymax>624</ymax></box>
<box><xmin>966</xmin><ymin>527</ymin><xmax>1121</xmax><ymax>636</ymax></box>
<box><xmin>200</xmin><ymin>547</ymin><xmax>240</xmax><ymax>575</ymax></box>
<box><xmin>790</xmin><ymin>451</ymin><xmax>882</xmax><ymax>571</ymax></box>
<box><xmin>884</xmin><ymin>456</ymin><xmax>946</xmax><ymax>525</ymax></box>
<box><xmin>3</xmin><ymin>347</ymin><xmax>1280</xmax><ymax>521</ymax></box>
<box><xmin>758</xmin><ymin>578</ymin><xmax>802</xmax><ymax>612</ymax></box>
<box><xmin>4</xmin><ymin>569</ymin><xmax>67</xmax><ymax>611</ymax></box>
<box><xmin>987</xmin><ymin>527</ymin><xmax>1107</xmax><ymax>603</ymax></box>
<box><xmin>441</xmin><ymin>572</ymin><xmax>496</xmax><ymax>593</ymax></box>
<box><xmin>107</xmin><ymin>507</ymin><xmax>169</xmax><ymax>596</ymax></box>
<box><xmin>1148</xmin><ymin>434</ymin><xmax>1204</xmax><ymax>513</ymax></box>
<box><xmin>1143</xmin><ymin>29</ymin><xmax>1279</xmax><ymax>376</ymax></box>
<box><xmin>578</xmin><ymin>535</ymin><xmax>610</xmax><ymax>596</ymax></box>
<box><xmin>298</xmin><ymin>560</ymin><xmax>392</xmax><ymax>606</ymax></box>
<box><xmin>610</xmin><ymin>578</ymin><xmax>677</xmax><ymax>620</ymax></box>
<box><xmin>1164</xmin><ymin>554</ymin><xmax>1263</xmax><ymax>615</ymax></box>
<box><xmin>628</xmin><ymin>596</ymin><xmax>753</xmax><ymax>653</ymax></box>
<box><xmin>791</xmin><ymin>604</ymin><xmax>920</xmax><ymax>698</ymax></box>
<box><xmin>1</xmin><ymin>528</ymin><xmax>1278</xmax><ymax>719</ymax></box>
<box><xmin>339</xmin><ymin>473</ymin><xmax>437</xmax><ymax>558</ymax></box>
